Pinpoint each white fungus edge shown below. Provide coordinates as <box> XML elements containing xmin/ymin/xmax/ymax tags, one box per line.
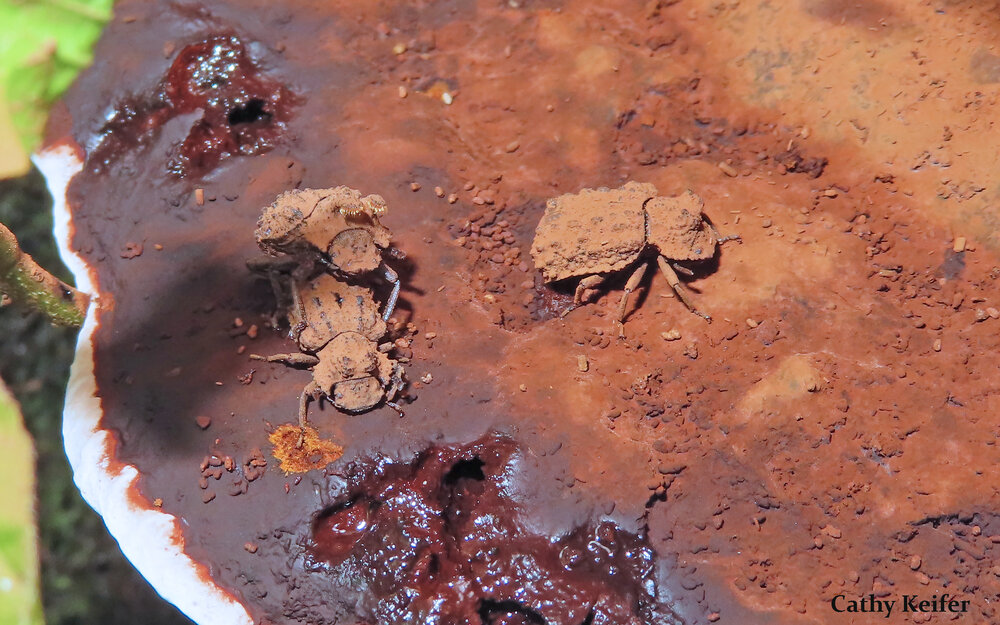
<box><xmin>34</xmin><ymin>145</ymin><xmax>254</xmax><ymax>625</ymax></box>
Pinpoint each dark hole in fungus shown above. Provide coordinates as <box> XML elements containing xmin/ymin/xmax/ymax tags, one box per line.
<box><xmin>478</xmin><ymin>599</ymin><xmax>546</xmax><ymax>625</ymax></box>
<box><xmin>444</xmin><ymin>456</ymin><xmax>486</xmax><ymax>484</ymax></box>
<box><xmin>580</xmin><ymin>610</ymin><xmax>595</xmax><ymax>625</ymax></box>
<box><xmin>228</xmin><ymin>98</ymin><xmax>271</xmax><ymax>125</ymax></box>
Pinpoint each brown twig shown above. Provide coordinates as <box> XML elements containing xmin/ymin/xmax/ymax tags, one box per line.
<box><xmin>0</xmin><ymin>222</ymin><xmax>88</xmax><ymax>327</ymax></box>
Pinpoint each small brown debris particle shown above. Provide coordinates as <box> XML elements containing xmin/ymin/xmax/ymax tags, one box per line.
<box><xmin>424</xmin><ymin>332</ymin><xmax>437</xmax><ymax>340</ymax></box>
<box><xmin>718</xmin><ymin>161</ymin><xmax>738</xmax><ymax>177</ymax></box>
<box><xmin>397</xmin><ymin>86</ymin><xmax>407</xmax><ymax>98</ymax></box>
<box><xmin>821</xmin><ymin>524</ymin><xmax>842</xmax><ymax>539</ymax></box>
<box><xmin>909</xmin><ymin>555</ymin><xmax>922</xmax><ymax>570</ymax></box>
<box><xmin>195</xmin><ymin>188</ymin><xmax>205</xmax><ymax>205</ymax></box>
<box><xmin>724</xmin><ymin>328</ymin><xmax>739</xmax><ymax>340</ymax></box>
<box><xmin>243</xmin><ymin>542</ymin><xmax>259</xmax><ymax>554</ymax></box>
<box><xmin>434</xmin><ymin>186</ymin><xmax>445</xmax><ymax>197</ymax></box>
<box><xmin>761</xmin><ymin>219</ymin><xmax>772</xmax><ymax>228</ymax></box>
<box><xmin>933</xmin><ymin>339</ymin><xmax>942</xmax><ymax>352</ymax></box>
<box><xmin>237</xmin><ymin>345</ymin><xmax>246</xmax><ymax>355</ymax></box>
<box><xmin>420</xmin><ymin>373</ymin><xmax>433</xmax><ymax>384</ymax></box>
<box><xmin>683</xmin><ymin>343</ymin><xmax>699</xmax><ymax>359</ymax></box>
<box><xmin>712</xmin><ymin>516</ymin><xmax>724</xmax><ymax>530</ymax></box>
<box><xmin>233</xmin><ymin>317</ymin><xmax>244</xmax><ymax>328</ymax></box>
<box><xmin>392</xmin><ymin>42</ymin><xmax>407</xmax><ymax>55</ymax></box>
<box><xmin>153</xmin><ymin>498</ymin><xmax>163</xmax><ymax>508</ymax></box>
<box><xmin>916</xmin><ymin>572</ymin><xmax>930</xmax><ymax>585</ymax></box>
<box><xmin>975</xmin><ymin>308</ymin><xmax>989</xmax><ymax>322</ymax></box>
<box><xmin>746</xmin><ymin>318</ymin><xmax>758</xmax><ymax>328</ymax></box>
<box><xmin>224</xmin><ymin>456</ymin><xmax>235</xmax><ymax>472</ymax></box>
<box><xmin>576</xmin><ymin>355</ymin><xmax>589</xmax><ymax>372</ymax></box>
<box><xmin>410</xmin><ymin>182</ymin><xmax>421</xmax><ymax>192</ymax></box>
<box><xmin>657</xmin><ymin>463</ymin><xmax>687</xmax><ymax>475</ymax></box>
<box><xmin>652</xmin><ymin>439</ymin><xmax>673</xmax><ymax>453</ymax></box>
<box><xmin>202</xmin><ymin>491</ymin><xmax>216</xmax><ymax>504</ymax></box>
<box><xmin>953</xmin><ymin>236</ymin><xmax>967</xmax><ymax>253</ymax></box>
<box><xmin>246</xmin><ymin>324</ymin><xmax>259</xmax><ymax>339</ymax></box>
<box><xmin>447</xmin><ymin>193</ymin><xmax>458</xmax><ymax>204</ymax></box>
<box><xmin>707</xmin><ymin>613</ymin><xmax>720</xmax><ymax>623</ymax></box>
<box><xmin>661</xmin><ymin>329</ymin><xmax>682</xmax><ymax>341</ymax></box>
<box><xmin>519</xmin><ymin>384</ymin><xmax>527</xmax><ymax>392</ymax></box>
<box><xmin>823</xmin><ymin>188</ymin><xmax>838</xmax><ymax>198</ymax></box>
<box><xmin>195</xmin><ymin>415</ymin><xmax>212</xmax><ymax>430</ymax></box>
<box><xmin>120</xmin><ymin>242</ymin><xmax>143</xmax><ymax>259</ymax></box>
<box><xmin>463</xmin><ymin>181</ymin><xmax>475</xmax><ymax>191</ymax></box>
<box><xmin>974</xmin><ymin>525</ymin><xmax>982</xmax><ymax>536</ymax></box>
<box><xmin>813</xmin><ymin>536</ymin><xmax>824</xmax><ymax>549</ymax></box>
<box><xmin>505</xmin><ymin>140</ymin><xmax>520</xmax><ymax>153</ymax></box>
<box><xmin>153</xmin><ymin>243</ymin><xmax>164</xmax><ymax>251</ymax></box>
<box><xmin>239</xmin><ymin>370</ymin><xmax>255</xmax><ymax>385</ymax></box>
<box><xmin>989</xmin><ymin>307</ymin><xmax>1000</xmax><ymax>319</ymax></box>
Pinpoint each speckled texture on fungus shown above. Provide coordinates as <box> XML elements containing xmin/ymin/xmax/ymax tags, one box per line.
<box><xmin>49</xmin><ymin>0</ymin><xmax>1000</xmax><ymax>623</ymax></box>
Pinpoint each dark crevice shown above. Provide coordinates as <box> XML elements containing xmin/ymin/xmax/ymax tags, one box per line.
<box><xmin>444</xmin><ymin>456</ymin><xmax>486</xmax><ymax>484</ymax></box>
<box><xmin>580</xmin><ymin>609</ymin><xmax>595</xmax><ymax>625</ymax></box>
<box><xmin>228</xmin><ymin>98</ymin><xmax>271</xmax><ymax>125</ymax></box>
<box><xmin>478</xmin><ymin>599</ymin><xmax>547</xmax><ymax>625</ymax></box>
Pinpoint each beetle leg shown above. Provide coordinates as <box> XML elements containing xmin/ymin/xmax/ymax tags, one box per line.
<box><xmin>298</xmin><ymin>382</ymin><xmax>318</xmax><ymax>426</ymax></box>
<box><xmin>246</xmin><ymin>256</ymin><xmax>298</xmax><ymax>326</ymax></box>
<box><xmin>561</xmin><ymin>274</ymin><xmax>606</xmax><ymax>318</ymax></box>
<box><xmin>671</xmin><ymin>262</ymin><xmax>694</xmax><ymax>277</ymax></box>
<box><xmin>296</xmin><ymin>382</ymin><xmax>323</xmax><ymax>448</ymax></box>
<box><xmin>707</xmin><ymin>221</ymin><xmax>742</xmax><ymax>245</ymax></box>
<box><xmin>656</xmin><ymin>255</ymin><xmax>711</xmax><ymax>322</ymax></box>
<box><xmin>249</xmin><ymin>352</ymin><xmax>320</xmax><ymax>367</ymax></box>
<box><xmin>288</xmin><ymin>280</ymin><xmax>308</xmax><ymax>343</ymax></box>
<box><xmin>617</xmin><ymin>261</ymin><xmax>651</xmax><ymax>322</ymax></box>
<box><xmin>574</xmin><ymin>274</ymin><xmax>606</xmax><ymax>306</ymax></box>
<box><xmin>380</xmin><ymin>263</ymin><xmax>401</xmax><ymax>322</ymax></box>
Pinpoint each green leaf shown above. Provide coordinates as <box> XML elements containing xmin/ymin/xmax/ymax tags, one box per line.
<box><xmin>0</xmin><ymin>380</ymin><xmax>43</xmax><ymax>625</ymax></box>
<box><xmin>0</xmin><ymin>0</ymin><xmax>113</xmax><ymax>154</ymax></box>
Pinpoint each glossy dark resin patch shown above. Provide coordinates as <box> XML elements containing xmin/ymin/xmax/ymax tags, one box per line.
<box><xmin>87</xmin><ymin>34</ymin><xmax>295</xmax><ymax>177</ymax></box>
<box><xmin>308</xmin><ymin>435</ymin><xmax>665</xmax><ymax>625</ymax></box>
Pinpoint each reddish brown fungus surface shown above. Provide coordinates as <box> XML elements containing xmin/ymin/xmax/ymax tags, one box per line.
<box><xmin>53</xmin><ymin>0</ymin><xmax>1000</xmax><ymax>623</ymax></box>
